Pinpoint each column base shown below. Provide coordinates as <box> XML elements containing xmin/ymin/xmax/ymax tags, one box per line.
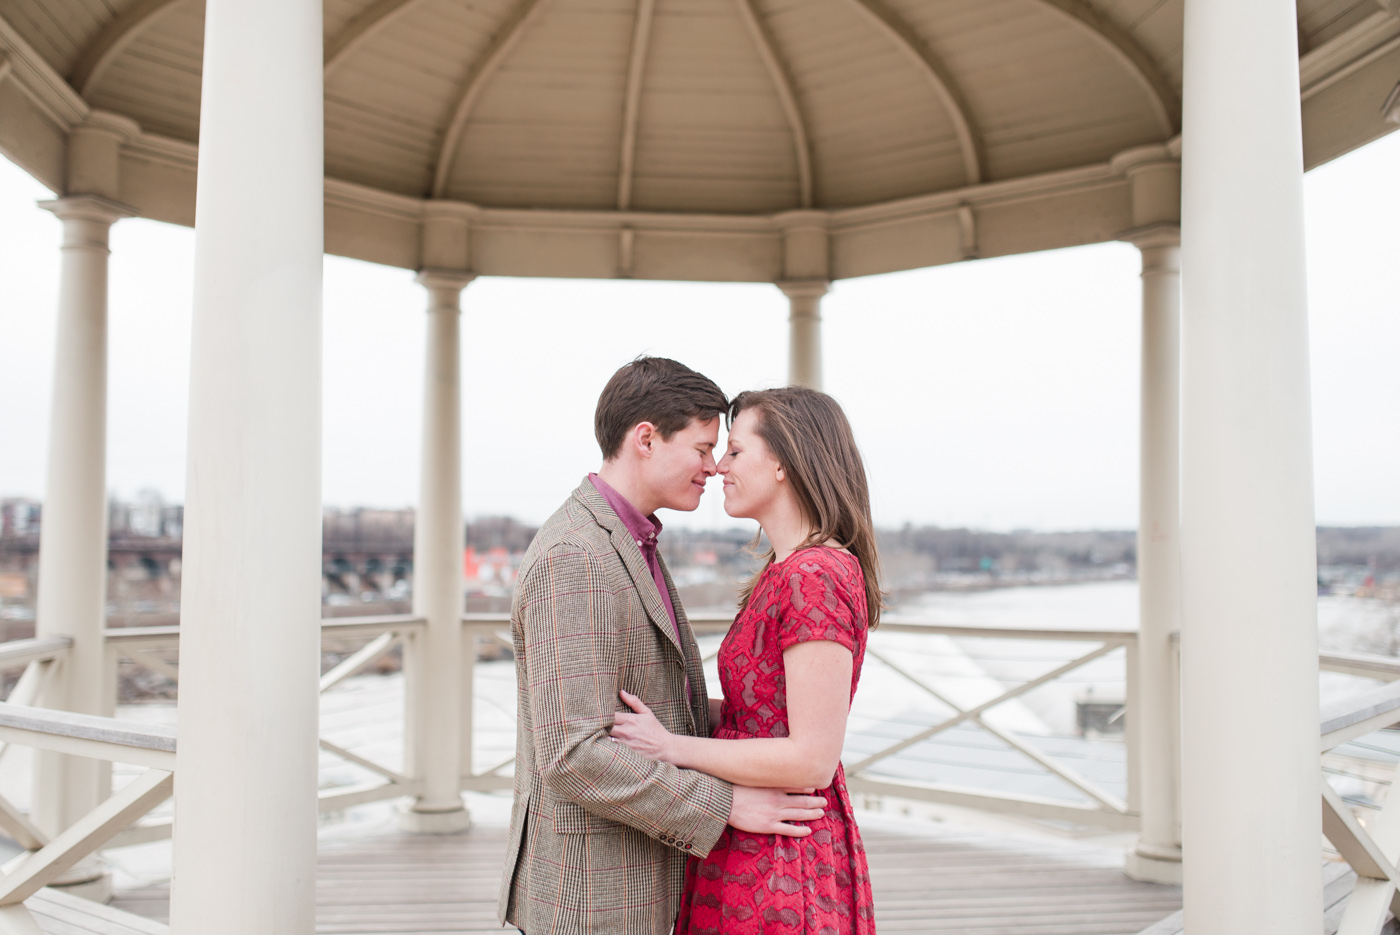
<box><xmin>398</xmin><ymin>800</ymin><xmax>472</xmax><ymax>834</ymax></box>
<box><xmin>1124</xmin><ymin>841</ymin><xmax>1183</xmax><ymax>885</ymax></box>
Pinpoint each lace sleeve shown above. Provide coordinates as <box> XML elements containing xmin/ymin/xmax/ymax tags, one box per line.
<box><xmin>776</xmin><ymin>551</ymin><xmax>862</xmax><ymax>653</ymax></box>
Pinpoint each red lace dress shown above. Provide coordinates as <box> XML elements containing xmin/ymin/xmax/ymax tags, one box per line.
<box><xmin>675</xmin><ymin>547</ymin><xmax>876</xmax><ymax>934</ymax></box>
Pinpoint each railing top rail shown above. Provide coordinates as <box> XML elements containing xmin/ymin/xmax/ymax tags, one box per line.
<box><xmin>463</xmin><ymin>613</ymin><xmax>1137</xmax><ymax>642</ymax></box>
<box><xmin>0</xmin><ymin>636</ymin><xmax>72</xmax><ymax>667</ymax></box>
<box><xmin>462</xmin><ymin>614</ymin><xmax>511</xmax><ymax>625</ymax></box>
<box><xmin>869</xmin><ymin>622</ymin><xmax>1137</xmax><ymax>642</ymax></box>
<box><xmin>1320</xmin><ymin>678</ymin><xmax>1400</xmax><ymax>751</ymax></box>
<box><xmin>1320</xmin><ymin>649</ymin><xmax>1400</xmax><ymax>680</ymax></box>
<box><xmin>464</xmin><ymin>613</ymin><xmax>1138</xmax><ymax>643</ymax></box>
<box><xmin>0</xmin><ymin>702</ymin><xmax>177</xmax><ymax>753</ymax></box>
<box><xmin>103</xmin><ymin>626</ymin><xmax>180</xmax><ymax>643</ymax></box>
<box><xmin>102</xmin><ymin>614</ymin><xmax>428</xmax><ymax>645</ymax></box>
<box><xmin>321</xmin><ymin>614</ymin><xmax>426</xmax><ymax>635</ymax></box>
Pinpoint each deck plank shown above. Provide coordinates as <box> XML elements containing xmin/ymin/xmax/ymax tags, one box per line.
<box><xmin>101</xmin><ymin>815</ymin><xmax>1183</xmax><ymax>934</ymax></box>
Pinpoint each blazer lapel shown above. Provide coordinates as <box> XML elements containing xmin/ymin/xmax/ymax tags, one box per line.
<box><xmin>657</xmin><ymin>551</ymin><xmax>709</xmax><ymax>729</ymax></box>
<box><xmin>571</xmin><ymin>481</ymin><xmax>684</xmax><ymax>657</ymax></box>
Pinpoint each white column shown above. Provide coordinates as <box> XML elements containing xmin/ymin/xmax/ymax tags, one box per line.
<box><xmin>401</xmin><ymin>269</ymin><xmax>473</xmax><ymax>833</ymax></box>
<box><xmin>1179</xmin><ymin>1</ymin><xmax>1320</xmax><ymax>932</ymax></box>
<box><xmin>779</xmin><ymin>280</ymin><xmax>828</xmax><ymax>390</ymax></box>
<box><xmin>168</xmin><ymin>0</ymin><xmax>323</xmax><ymax>931</ymax></box>
<box><xmin>31</xmin><ymin>196</ymin><xmax>133</xmax><ymax>883</ymax></box>
<box><xmin>1123</xmin><ymin>224</ymin><xmax>1183</xmax><ymax>885</ymax></box>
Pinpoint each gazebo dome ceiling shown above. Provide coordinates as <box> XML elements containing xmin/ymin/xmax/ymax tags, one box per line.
<box><xmin>1</xmin><ymin>0</ymin><xmax>1396</xmax><ymax>280</ymax></box>
<box><xmin>19</xmin><ymin>0</ymin><xmax>1194</xmax><ymax>212</ymax></box>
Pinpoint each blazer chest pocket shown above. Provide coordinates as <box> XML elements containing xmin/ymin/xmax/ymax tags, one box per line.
<box><xmin>553</xmin><ymin>800</ymin><xmax>625</xmax><ymax>835</ymax></box>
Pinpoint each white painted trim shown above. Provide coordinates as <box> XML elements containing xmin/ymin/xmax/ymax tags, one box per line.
<box><xmin>1299</xmin><ymin>10</ymin><xmax>1400</xmax><ymax>94</ymax></box>
<box><xmin>0</xmin><ymin>639</ymin><xmax>71</xmax><ymax>669</ymax></box>
<box><xmin>846</xmin><ymin>777</ymin><xmax>1140</xmax><ymax>832</ymax></box>
<box><xmin>0</xmin><ymin>769</ymin><xmax>173</xmax><ymax>906</ymax></box>
<box><xmin>0</xmin><ymin>704</ymin><xmax>176</xmax><ymax>754</ymax></box>
<box><xmin>1302</xmin><ymin>27</ymin><xmax>1400</xmax><ymax>101</ymax></box>
<box><xmin>732</xmin><ymin>0</ymin><xmax>813</xmax><ymax>208</ymax></box>
<box><xmin>840</xmin><ymin>0</ymin><xmax>983</xmax><ymax>186</ymax></box>
<box><xmin>0</xmin><ymin>13</ymin><xmax>88</xmax><ymax>127</ymax></box>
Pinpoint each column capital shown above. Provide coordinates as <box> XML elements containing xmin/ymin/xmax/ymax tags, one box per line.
<box><xmin>38</xmin><ymin>194</ymin><xmax>136</xmax><ymax>226</ymax></box>
<box><xmin>415</xmin><ymin>268</ymin><xmax>477</xmax><ymax>292</ymax></box>
<box><xmin>776</xmin><ymin>279</ymin><xmax>830</xmax><ymax>301</ymax></box>
<box><xmin>1118</xmin><ymin>222</ymin><xmax>1180</xmax><ymax>250</ymax></box>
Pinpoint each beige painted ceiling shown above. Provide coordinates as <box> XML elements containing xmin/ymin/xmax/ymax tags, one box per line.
<box><xmin>3</xmin><ymin>0</ymin><xmax>1382</xmax><ymax>216</ymax></box>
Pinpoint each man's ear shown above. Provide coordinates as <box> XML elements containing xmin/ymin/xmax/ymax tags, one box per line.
<box><xmin>632</xmin><ymin>422</ymin><xmax>657</xmax><ymax>457</ymax></box>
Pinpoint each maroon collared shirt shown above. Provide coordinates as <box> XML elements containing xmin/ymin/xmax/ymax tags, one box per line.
<box><xmin>588</xmin><ymin>474</ymin><xmax>690</xmax><ymax>696</ymax></box>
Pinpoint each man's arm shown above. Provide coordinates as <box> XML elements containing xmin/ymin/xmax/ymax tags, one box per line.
<box><xmin>520</xmin><ymin>543</ymin><xmax>823</xmax><ymax>852</ymax></box>
<box><xmin>520</xmin><ymin>543</ymin><xmax>733</xmax><ymax>854</ymax></box>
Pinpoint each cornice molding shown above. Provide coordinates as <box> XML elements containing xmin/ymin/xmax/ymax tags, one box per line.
<box><xmin>0</xmin><ymin>13</ymin><xmax>87</xmax><ymax>127</ymax></box>
<box><xmin>1300</xmin><ymin>11</ymin><xmax>1400</xmax><ymax>101</ymax></box>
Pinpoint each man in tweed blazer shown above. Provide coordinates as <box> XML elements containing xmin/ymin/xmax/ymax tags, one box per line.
<box><xmin>499</xmin><ymin>358</ymin><xmax>826</xmax><ymax>934</ymax></box>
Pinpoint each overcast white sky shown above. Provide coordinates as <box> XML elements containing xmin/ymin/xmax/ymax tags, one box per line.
<box><xmin>2</xmin><ymin>132</ymin><xmax>1398</xmax><ymax>532</ymax></box>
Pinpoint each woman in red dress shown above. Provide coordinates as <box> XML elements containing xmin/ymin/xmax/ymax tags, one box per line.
<box><xmin>612</xmin><ymin>386</ymin><xmax>881</xmax><ymax>934</ymax></box>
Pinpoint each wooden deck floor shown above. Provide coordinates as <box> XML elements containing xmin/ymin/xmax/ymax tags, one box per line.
<box><xmin>103</xmin><ymin>815</ymin><xmax>1181</xmax><ymax>935</ymax></box>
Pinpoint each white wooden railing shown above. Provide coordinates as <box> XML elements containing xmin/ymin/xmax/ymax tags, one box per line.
<box><xmin>681</xmin><ymin>617</ymin><xmax>1143</xmax><ymax>831</ymax></box>
<box><xmin>1</xmin><ymin>610</ymin><xmax>1399</xmax><ymax>932</ymax></box>
<box><xmin>99</xmin><ymin>614</ymin><xmax>433</xmax><ymax>846</ymax></box>
<box><xmin>1318</xmin><ymin>666</ymin><xmax>1400</xmax><ymax>935</ymax></box>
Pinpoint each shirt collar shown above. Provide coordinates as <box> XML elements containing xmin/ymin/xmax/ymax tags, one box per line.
<box><xmin>588</xmin><ymin>473</ymin><xmax>663</xmax><ymax>547</ymax></box>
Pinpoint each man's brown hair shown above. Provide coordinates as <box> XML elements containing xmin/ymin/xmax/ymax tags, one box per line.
<box><xmin>731</xmin><ymin>386</ymin><xmax>885</xmax><ymax>630</ymax></box>
<box><xmin>595</xmin><ymin>356</ymin><xmax>729</xmax><ymax>460</ymax></box>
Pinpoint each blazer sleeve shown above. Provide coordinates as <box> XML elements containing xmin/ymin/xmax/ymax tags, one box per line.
<box><xmin>518</xmin><ymin>541</ymin><xmax>734</xmax><ymax>857</ymax></box>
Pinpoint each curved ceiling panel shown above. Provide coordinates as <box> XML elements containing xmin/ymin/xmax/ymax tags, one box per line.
<box><xmin>83</xmin><ymin>0</ymin><xmax>204</xmax><ymax>144</ymax></box>
<box><xmin>762</xmin><ymin>0</ymin><xmax>973</xmax><ymax>207</ymax></box>
<box><xmin>901</xmin><ymin>0</ymin><xmax>1169</xmax><ymax>181</ymax></box>
<box><xmin>628</xmin><ymin>0</ymin><xmax>800</xmax><ymax>214</ymax></box>
<box><xmin>443</xmin><ymin>0</ymin><xmax>635</xmax><ymax>210</ymax></box>
<box><xmin>324</xmin><ymin>0</ymin><xmax>515</xmax><ymax>197</ymax></box>
<box><xmin>4</xmin><ymin>0</ymin><xmax>1381</xmax><ymax>218</ymax></box>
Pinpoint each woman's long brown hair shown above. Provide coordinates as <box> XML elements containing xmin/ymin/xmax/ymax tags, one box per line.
<box><xmin>731</xmin><ymin>386</ymin><xmax>884</xmax><ymax>630</ymax></box>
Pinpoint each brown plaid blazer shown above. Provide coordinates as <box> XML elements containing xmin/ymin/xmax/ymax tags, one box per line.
<box><xmin>498</xmin><ymin>479</ymin><xmax>734</xmax><ymax>935</ymax></box>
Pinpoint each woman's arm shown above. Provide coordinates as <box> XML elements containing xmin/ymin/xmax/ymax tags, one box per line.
<box><xmin>613</xmin><ymin>640</ymin><xmax>852</xmax><ymax>790</ymax></box>
<box><xmin>708</xmin><ymin>696</ymin><xmax>722</xmax><ymax>729</ymax></box>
